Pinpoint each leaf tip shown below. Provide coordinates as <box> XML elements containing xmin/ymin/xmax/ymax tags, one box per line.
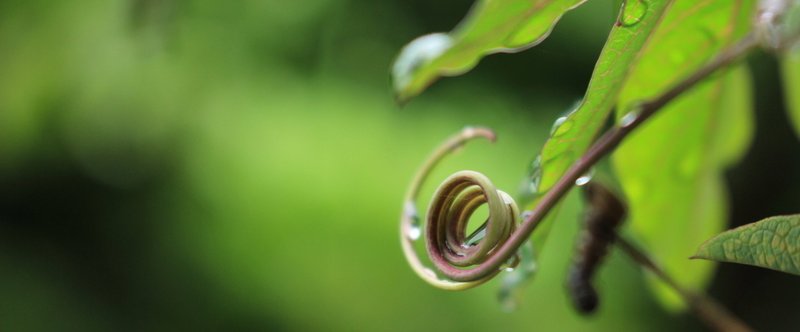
<box><xmin>391</xmin><ymin>33</ymin><xmax>452</xmax><ymax>102</ymax></box>
<box><xmin>393</xmin><ymin>93</ymin><xmax>410</xmax><ymax>108</ymax></box>
<box><xmin>690</xmin><ymin>243</ymin><xmax>712</xmax><ymax>261</ymax></box>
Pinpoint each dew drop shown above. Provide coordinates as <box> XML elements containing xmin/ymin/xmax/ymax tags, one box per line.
<box><xmin>620</xmin><ymin>111</ymin><xmax>639</xmax><ymax>128</ymax></box>
<box><xmin>392</xmin><ymin>33</ymin><xmax>453</xmax><ymax>89</ymax></box>
<box><xmin>575</xmin><ymin>169</ymin><xmax>594</xmax><ymax>186</ymax></box>
<box><xmin>549</xmin><ymin>116</ymin><xmax>574</xmax><ymax>138</ymax></box>
<box><xmin>618</xmin><ymin>0</ymin><xmax>648</xmax><ymax>27</ymax></box>
<box><xmin>407</xmin><ymin>224</ymin><xmax>421</xmax><ymax>241</ymax></box>
<box><xmin>527</xmin><ymin>156</ymin><xmax>543</xmax><ymax>194</ymax></box>
<box><xmin>575</xmin><ymin>175</ymin><xmax>592</xmax><ymax>186</ymax></box>
<box><xmin>500</xmin><ymin>255</ymin><xmax>520</xmax><ymax>272</ymax></box>
<box><xmin>404</xmin><ymin>201</ymin><xmax>421</xmax><ymax>241</ymax></box>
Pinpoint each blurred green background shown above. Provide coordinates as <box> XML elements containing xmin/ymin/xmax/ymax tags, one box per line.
<box><xmin>1</xmin><ymin>0</ymin><xmax>800</xmax><ymax>331</ymax></box>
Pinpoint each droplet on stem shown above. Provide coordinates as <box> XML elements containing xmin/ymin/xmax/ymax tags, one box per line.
<box><xmin>575</xmin><ymin>169</ymin><xmax>594</xmax><ymax>186</ymax></box>
<box><xmin>575</xmin><ymin>175</ymin><xmax>592</xmax><ymax>186</ymax></box>
<box><xmin>620</xmin><ymin>111</ymin><xmax>639</xmax><ymax>128</ymax></box>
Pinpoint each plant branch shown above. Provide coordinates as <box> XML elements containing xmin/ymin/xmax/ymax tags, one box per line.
<box><xmin>615</xmin><ymin>236</ymin><xmax>753</xmax><ymax>332</ymax></box>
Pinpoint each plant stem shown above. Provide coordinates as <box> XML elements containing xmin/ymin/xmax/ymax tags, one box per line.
<box><xmin>615</xmin><ymin>236</ymin><xmax>753</xmax><ymax>332</ymax></box>
<box><xmin>453</xmin><ymin>32</ymin><xmax>761</xmax><ymax>281</ymax></box>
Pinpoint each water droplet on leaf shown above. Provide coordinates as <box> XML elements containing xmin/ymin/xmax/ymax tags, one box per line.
<box><xmin>392</xmin><ymin>33</ymin><xmax>453</xmax><ymax>91</ymax></box>
<box><xmin>619</xmin><ymin>0</ymin><xmax>648</xmax><ymax>27</ymax></box>
<box><xmin>550</xmin><ymin>116</ymin><xmax>574</xmax><ymax>138</ymax></box>
<box><xmin>527</xmin><ymin>156</ymin><xmax>543</xmax><ymax>194</ymax></box>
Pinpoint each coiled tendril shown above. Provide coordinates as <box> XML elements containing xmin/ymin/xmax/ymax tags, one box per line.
<box><xmin>401</xmin><ymin>127</ymin><xmax>521</xmax><ymax>290</ymax></box>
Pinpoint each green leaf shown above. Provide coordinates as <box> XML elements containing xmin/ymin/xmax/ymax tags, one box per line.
<box><xmin>781</xmin><ymin>49</ymin><xmax>800</xmax><ymax>138</ymax></box>
<box><xmin>518</xmin><ymin>0</ymin><xmax>672</xmax><ymax>299</ymax></box>
<box><xmin>518</xmin><ymin>1</ymin><xmax>673</xmax><ymax>290</ymax></box>
<box><xmin>693</xmin><ymin>215</ymin><xmax>800</xmax><ymax>275</ymax></box>
<box><xmin>529</xmin><ymin>0</ymin><xmax>671</xmax><ymax>203</ymax></box>
<box><xmin>391</xmin><ymin>0</ymin><xmax>588</xmax><ymax>102</ymax></box>
<box><xmin>612</xmin><ymin>0</ymin><xmax>755</xmax><ymax>310</ymax></box>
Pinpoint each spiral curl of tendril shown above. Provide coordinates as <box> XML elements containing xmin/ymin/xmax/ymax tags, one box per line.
<box><xmin>401</xmin><ymin>127</ymin><xmax>522</xmax><ymax>290</ymax></box>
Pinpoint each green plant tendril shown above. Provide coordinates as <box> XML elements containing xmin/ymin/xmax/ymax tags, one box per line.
<box><xmin>400</xmin><ymin>127</ymin><xmax>521</xmax><ymax>290</ymax></box>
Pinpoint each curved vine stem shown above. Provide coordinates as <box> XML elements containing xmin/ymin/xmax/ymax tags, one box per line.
<box><xmin>401</xmin><ymin>126</ymin><xmax>513</xmax><ymax>290</ymax></box>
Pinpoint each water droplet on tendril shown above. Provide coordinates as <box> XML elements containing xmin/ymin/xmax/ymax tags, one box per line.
<box><xmin>407</xmin><ymin>225</ymin><xmax>421</xmax><ymax>241</ymax></box>
<box><xmin>501</xmin><ymin>255</ymin><xmax>520</xmax><ymax>272</ymax></box>
<box><xmin>404</xmin><ymin>201</ymin><xmax>421</xmax><ymax>241</ymax></box>
<box><xmin>618</xmin><ymin>0</ymin><xmax>648</xmax><ymax>27</ymax></box>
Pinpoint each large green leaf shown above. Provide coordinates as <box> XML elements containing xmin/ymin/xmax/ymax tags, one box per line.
<box><xmin>391</xmin><ymin>0</ymin><xmax>588</xmax><ymax>102</ymax></box>
<box><xmin>612</xmin><ymin>0</ymin><xmax>755</xmax><ymax>310</ymax></box>
<box><xmin>514</xmin><ymin>0</ymin><xmax>673</xmax><ymax>303</ymax></box>
<box><xmin>528</xmin><ymin>0</ymin><xmax>672</xmax><ymax>203</ymax></box>
<box><xmin>782</xmin><ymin>49</ymin><xmax>800</xmax><ymax>138</ymax></box>
<box><xmin>693</xmin><ymin>215</ymin><xmax>800</xmax><ymax>275</ymax></box>
<box><xmin>524</xmin><ymin>0</ymin><xmax>673</xmax><ymax>252</ymax></box>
